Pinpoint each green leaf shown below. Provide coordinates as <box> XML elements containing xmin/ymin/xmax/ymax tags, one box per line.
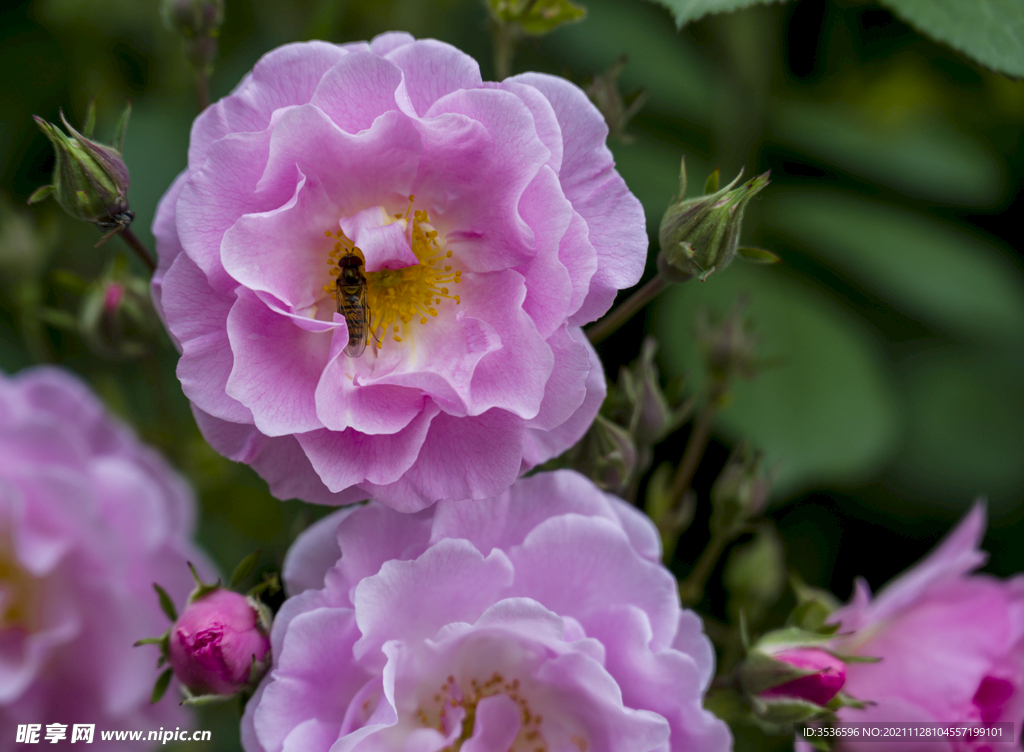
<box><xmin>736</xmin><ymin>246</ymin><xmax>780</xmax><ymax>264</ymax></box>
<box><xmin>152</xmin><ymin>583</ymin><xmax>177</xmax><ymax>622</ymax></box>
<box><xmin>114</xmin><ymin>100</ymin><xmax>131</xmax><ymax>153</ymax></box>
<box><xmin>230</xmin><ymin>550</ymin><xmax>260</xmax><ymax>588</ymax></box>
<box><xmin>644</xmin><ymin>0</ymin><xmax>785</xmax><ymax>28</ymax></box>
<box><xmin>769</xmin><ymin>102</ymin><xmax>1006</xmax><ymax>207</ymax></box>
<box><xmin>892</xmin><ymin>350</ymin><xmax>1024</xmax><ymax>506</ymax></box>
<box><xmin>150</xmin><ymin>668</ymin><xmax>173</xmax><ymax>704</ymax></box>
<box><xmin>27</xmin><ymin>185</ymin><xmax>54</xmax><ymax>205</ymax></box>
<box><xmin>703</xmin><ymin>167</ymin><xmax>719</xmax><ymax>194</ymax></box>
<box><xmin>655</xmin><ymin>263</ymin><xmax>901</xmax><ymax>498</ymax></box>
<box><xmin>541</xmin><ymin>0</ymin><xmax>715</xmax><ymax>127</ymax></box>
<box><xmin>764</xmin><ymin>189</ymin><xmax>1024</xmax><ymax>345</ymax></box>
<box><xmin>82</xmin><ymin>98</ymin><xmax>96</xmax><ymax>138</ymax></box>
<box><xmin>879</xmin><ymin>0</ymin><xmax>1024</xmax><ymax>78</ymax></box>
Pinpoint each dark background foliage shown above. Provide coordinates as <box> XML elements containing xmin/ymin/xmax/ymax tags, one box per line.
<box><xmin>1</xmin><ymin>0</ymin><xmax>1021</xmax><ymax>748</ymax></box>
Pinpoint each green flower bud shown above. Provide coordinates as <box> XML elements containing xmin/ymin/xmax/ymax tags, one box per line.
<box><xmin>567</xmin><ymin>413</ymin><xmax>637</xmax><ymax>495</ymax></box>
<box><xmin>161</xmin><ymin>0</ymin><xmax>224</xmax><ymax>39</ymax></box>
<box><xmin>695</xmin><ymin>295</ymin><xmax>761</xmax><ymax>385</ymax></box>
<box><xmin>710</xmin><ymin>444</ymin><xmax>769</xmax><ymax>538</ymax></box>
<box><xmin>658</xmin><ymin>159</ymin><xmax>769</xmax><ymax>281</ymax></box>
<box><xmin>160</xmin><ymin>0</ymin><xmax>225</xmax><ymax>72</ymax></box>
<box><xmin>585</xmin><ymin>56</ymin><xmax>647</xmax><ymax>144</ymax></box>
<box><xmin>605</xmin><ymin>337</ymin><xmax>692</xmax><ymax>448</ymax></box>
<box><xmin>723</xmin><ymin>522</ymin><xmax>785</xmax><ymax>622</ymax></box>
<box><xmin>29</xmin><ymin>105</ymin><xmax>133</xmax><ymax>236</ymax></box>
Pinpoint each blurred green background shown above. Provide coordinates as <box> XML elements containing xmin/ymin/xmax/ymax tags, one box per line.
<box><xmin>1</xmin><ymin>0</ymin><xmax>1021</xmax><ymax>749</ymax></box>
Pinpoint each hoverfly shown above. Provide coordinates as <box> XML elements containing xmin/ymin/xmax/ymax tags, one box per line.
<box><xmin>335</xmin><ymin>249</ymin><xmax>370</xmax><ymax>358</ymax></box>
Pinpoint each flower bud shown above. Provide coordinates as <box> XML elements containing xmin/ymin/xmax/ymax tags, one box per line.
<box><xmin>160</xmin><ymin>0</ymin><xmax>225</xmax><ymax>72</ymax></box>
<box><xmin>710</xmin><ymin>444</ymin><xmax>768</xmax><ymax>538</ymax></box>
<box><xmin>29</xmin><ymin>106</ymin><xmax>133</xmax><ymax>235</ymax></box>
<box><xmin>723</xmin><ymin>523</ymin><xmax>785</xmax><ymax>622</ymax></box>
<box><xmin>585</xmin><ymin>56</ymin><xmax>647</xmax><ymax>144</ymax></box>
<box><xmin>168</xmin><ymin>588</ymin><xmax>271</xmax><ymax>697</ymax></box>
<box><xmin>658</xmin><ymin>159</ymin><xmax>769</xmax><ymax>281</ymax></box>
<box><xmin>758</xmin><ymin>648</ymin><xmax>846</xmax><ymax>706</ymax></box>
<box><xmin>567</xmin><ymin>413</ymin><xmax>638</xmax><ymax>495</ymax></box>
<box><xmin>695</xmin><ymin>295</ymin><xmax>760</xmax><ymax>385</ymax></box>
<box><xmin>79</xmin><ymin>256</ymin><xmax>159</xmax><ymax>360</ymax></box>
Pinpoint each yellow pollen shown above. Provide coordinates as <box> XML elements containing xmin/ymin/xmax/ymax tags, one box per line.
<box><xmin>416</xmin><ymin>670</ymin><xmax>556</xmax><ymax>752</ymax></box>
<box><xmin>323</xmin><ymin>201</ymin><xmax>461</xmax><ymax>350</ymax></box>
<box><xmin>0</xmin><ymin>532</ymin><xmax>40</xmax><ymax>631</ymax></box>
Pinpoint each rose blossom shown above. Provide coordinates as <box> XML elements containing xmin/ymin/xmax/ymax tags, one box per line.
<box><xmin>0</xmin><ymin>367</ymin><xmax>212</xmax><ymax>746</ymax></box>
<box><xmin>152</xmin><ymin>32</ymin><xmax>647</xmax><ymax>511</ymax></box>
<box><xmin>241</xmin><ymin>470</ymin><xmax>731</xmax><ymax>752</ymax></box>
<box><xmin>796</xmin><ymin>503</ymin><xmax>1024</xmax><ymax>752</ymax></box>
<box><xmin>168</xmin><ymin>588</ymin><xmax>271</xmax><ymax>696</ymax></box>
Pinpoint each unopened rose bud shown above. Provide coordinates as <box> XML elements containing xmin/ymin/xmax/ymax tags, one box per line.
<box><xmin>759</xmin><ymin>648</ymin><xmax>846</xmax><ymax>706</ymax></box>
<box><xmin>696</xmin><ymin>295</ymin><xmax>760</xmax><ymax>385</ymax></box>
<box><xmin>710</xmin><ymin>444</ymin><xmax>768</xmax><ymax>537</ymax></box>
<box><xmin>79</xmin><ymin>257</ymin><xmax>158</xmax><ymax>360</ymax></box>
<box><xmin>160</xmin><ymin>0</ymin><xmax>224</xmax><ymax>73</ymax></box>
<box><xmin>658</xmin><ymin>159</ymin><xmax>769</xmax><ymax>281</ymax></box>
<box><xmin>568</xmin><ymin>413</ymin><xmax>638</xmax><ymax>495</ymax></box>
<box><xmin>29</xmin><ymin>106</ymin><xmax>133</xmax><ymax>236</ymax></box>
<box><xmin>168</xmin><ymin>588</ymin><xmax>270</xmax><ymax>697</ymax></box>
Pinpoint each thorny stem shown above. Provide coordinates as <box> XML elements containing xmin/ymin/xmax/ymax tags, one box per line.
<box><xmin>118</xmin><ymin>227</ymin><xmax>156</xmax><ymax>274</ymax></box>
<box><xmin>586</xmin><ymin>275</ymin><xmax>667</xmax><ymax>345</ymax></box>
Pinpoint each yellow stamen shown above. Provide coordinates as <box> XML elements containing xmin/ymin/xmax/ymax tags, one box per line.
<box><xmin>323</xmin><ymin>201</ymin><xmax>462</xmax><ymax>350</ymax></box>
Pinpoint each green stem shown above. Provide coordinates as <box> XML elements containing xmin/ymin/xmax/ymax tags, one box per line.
<box><xmin>679</xmin><ymin>528</ymin><xmax>729</xmax><ymax>606</ymax></box>
<box><xmin>493</xmin><ymin>22</ymin><xmax>517</xmax><ymax>81</ymax></box>
<box><xmin>195</xmin><ymin>67</ymin><xmax>210</xmax><ymax>112</ymax></box>
<box><xmin>666</xmin><ymin>395</ymin><xmax>718</xmax><ymax>509</ymax></box>
<box><xmin>585</xmin><ymin>275</ymin><xmax>667</xmax><ymax>345</ymax></box>
<box><xmin>118</xmin><ymin>227</ymin><xmax>156</xmax><ymax>274</ymax></box>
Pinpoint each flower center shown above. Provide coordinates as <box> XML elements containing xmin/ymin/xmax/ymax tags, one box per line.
<box><xmin>416</xmin><ymin>672</ymin><xmax>551</xmax><ymax>752</ymax></box>
<box><xmin>0</xmin><ymin>532</ymin><xmax>40</xmax><ymax>632</ymax></box>
<box><xmin>323</xmin><ymin>200</ymin><xmax>461</xmax><ymax>350</ymax></box>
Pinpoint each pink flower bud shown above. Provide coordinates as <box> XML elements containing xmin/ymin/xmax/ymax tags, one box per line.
<box><xmin>167</xmin><ymin>588</ymin><xmax>270</xmax><ymax>696</ymax></box>
<box><xmin>760</xmin><ymin>647</ymin><xmax>846</xmax><ymax>706</ymax></box>
<box><xmin>103</xmin><ymin>282</ymin><xmax>124</xmax><ymax>314</ymax></box>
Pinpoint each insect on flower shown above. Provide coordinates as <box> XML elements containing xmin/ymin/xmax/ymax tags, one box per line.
<box><xmin>335</xmin><ymin>248</ymin><xmax>370</xmax><ymax>358</ymax></box>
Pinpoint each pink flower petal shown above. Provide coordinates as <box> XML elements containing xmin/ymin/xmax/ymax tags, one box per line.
<box><xmin>226</xmin><ymin>287</ymin><xmax>331</xmax><ymax>436</ymax></box>
<box><xmin>162</xmin><ymin>253</ymin><xmax>251</xmax><ymax>424</ymax></box>
<box><xmin>310</xmin><ymin>51</ymin><xmax>404</xmax><ymax>134</ymax></box>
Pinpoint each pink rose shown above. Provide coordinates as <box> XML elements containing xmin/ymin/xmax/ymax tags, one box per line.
<box><xmin>0</xmin><ymin>367</ymin><xmax>212</xmax><ymax>747</ymax></box>
<box><xmin>168</xmin><ymin>588</ymin><xmax>271</xmax><ymax>696</ymax></box>
<box><xmin>797</xmin><ymin>503</ymin><xmax>1024</xmax><ymax>752</ymax></box>
<box><xmin>152</xmin><ymin>32</ymin><xmax>647</xmax><ymax>511</ymax></box>
<box><xmin>241</xmin><ymin>470</ymin><xmax>731</xmax><ymax>752</ymax></box>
